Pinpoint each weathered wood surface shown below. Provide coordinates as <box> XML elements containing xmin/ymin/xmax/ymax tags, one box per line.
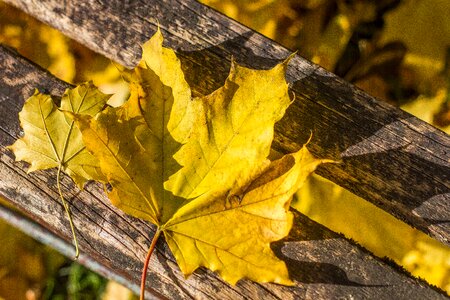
<box><xmin>4</xmin><ymin>0</ymin><xmax>449</xmax><ymax>246</ymax></box>
<box><xmin>1</xmin><ymin>45</ymin><xmax>447</xmax><ymax>299</ymax></box>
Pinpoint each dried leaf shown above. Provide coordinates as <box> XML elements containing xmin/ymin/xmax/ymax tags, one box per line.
<box><xmin>69</xmin><ymin>30</ymin><xmax>329</xmax><ymax>289</ymax></box>
<box><xmin>71</xmin><ymin>29</ymin><xmax>194</xmax><ymax>225</ymax></box>
<box><xmin>9</xmin><ymin>82</ymin><xmax>109</xmax><ymax>257</ymax></box>
<box><xmin>164</xmin><ymin>147</ymin><xmax>327</xmax><ymax>284</ymax></box>
<box><xmin>10</xmin><ymin>82</ymin><xmax>108</xmax><ymax>187</ymax></box>
<box><xmin>165</xmin><ymin>59</ymin><xmax>291</xmax><ymax>200</ymax></box>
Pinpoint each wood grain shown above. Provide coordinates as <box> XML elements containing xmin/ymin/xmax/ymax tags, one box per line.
<box><xmin>3</xmin><ymin>0</ymin><xmax>449</xmax><ymax>246</ymax></box>
<box><xmin>0</xmin><ymin>45</ymin><xmax>447</xmax><ymax>299</ymax></box>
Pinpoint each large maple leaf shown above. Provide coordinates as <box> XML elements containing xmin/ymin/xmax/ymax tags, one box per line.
<box><xmin>70</xmin><ymin>29</ymin><xmax>330</xmax><ymax>298</ymax></box>
<box><xmin>9</xmin><ymin>82</ymin><xmax>109</xmax><ymax>257</ymax></box>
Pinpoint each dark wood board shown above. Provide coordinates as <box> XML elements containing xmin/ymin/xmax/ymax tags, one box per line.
<box><xmin>3</xmin><ymin>0</ymin><xmax>449</xmax><ymax>246</ymax></box>
<box><xmin>0</xmin><ymin>45</ymin><xmax>447</xmax><ymax>299</ymax></box>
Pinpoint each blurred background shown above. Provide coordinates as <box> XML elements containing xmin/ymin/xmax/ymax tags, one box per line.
<box><xmin>0</xmin><ymin>0</ymin><xmax>449</xmax><ymax>299</ymax></box>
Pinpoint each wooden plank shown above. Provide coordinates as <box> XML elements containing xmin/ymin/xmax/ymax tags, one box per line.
<box><xmin>4</xmin><ymin>0</ymin><xmax>449</xmax><ymax>246</ymax></box>
<box><xmin>0</xmin><ymin>45</ymin><xmax>447</xmax><ymax>300</ymax></box>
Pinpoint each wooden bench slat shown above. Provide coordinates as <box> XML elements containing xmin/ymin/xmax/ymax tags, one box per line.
<box><xmin>0</xmin><ymin>45</ymin><xmax>447</xmax><ymax>300</ymax></box>
<box><xmin>4</xmin><ymin>0</ymin><xmax>449</xmax><ymax>246</ymax></box>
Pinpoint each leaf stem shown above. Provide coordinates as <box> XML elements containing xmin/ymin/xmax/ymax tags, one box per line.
<box><xmin>140</xmin><ymin>229</ymin><xmax>162</xmax><ymax>300</ymax></box>
<box><xmin>56</xmin><ymin>164</ymin><xmax>80</xmax><ymax>259</ymax></box>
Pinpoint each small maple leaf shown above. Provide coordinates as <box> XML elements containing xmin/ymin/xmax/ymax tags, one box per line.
<box><xmin>69</xmin><ymin>29</ymin><xmax>331</xmax><ymax>298</ymax></box>
<box><xmin>9</xmin><ymin>82</ymin><xmax>109</xmax><ymax>257</ymax></box>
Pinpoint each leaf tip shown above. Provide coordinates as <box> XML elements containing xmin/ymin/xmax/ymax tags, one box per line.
<box><xmin>284</xmin><ymin>51</ymin><xmax>297</xmax><ymax>65</ymax></box>
<box><xmin>274</xmin><ymin>275</ymin><xmax>295</xmax><ymax>286</ymax></box>
<box><xmin>5</xmin><ymin>143</ymin><xmax>14</xmax><ymax>152</ymax></box>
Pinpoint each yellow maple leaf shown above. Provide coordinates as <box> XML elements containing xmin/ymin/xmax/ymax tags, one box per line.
<box><xmin>164</xmin><ymin>146</ymin><xmax>327</xmax><ymax>285</ymax></box>
<box><xmin>71</xmin><ymin>30</ymin><xmax>194</xmax><ymax>226</ymax></box>
<box><xmin>9</xmin><ymin>82</ymin><xmax>109</xmax><ymax>257</ymax></box>
<box><xmin>67</xmin><ymin>29</ymin><xmax>330</xmax><ymax>298</ymax></box>
<box><xmin>165</xmin><ymin>59</ymin><xmax>291</xmax><ymax>200</ymax></box>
